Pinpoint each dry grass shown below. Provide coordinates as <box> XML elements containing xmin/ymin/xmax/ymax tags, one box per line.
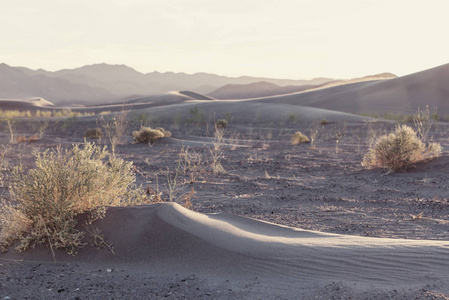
<box><xmin>208</xmin><ymin>125</ymin><xmax>227</xmax><ymax>174</ymax></box>
<box><xmin>99</xmin><ymin>108</ymin><xmax>129</xmax><ymax>154</ymax></box>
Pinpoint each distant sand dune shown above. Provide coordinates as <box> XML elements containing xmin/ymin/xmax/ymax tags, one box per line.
<box><xmin>255</xmin><ymin>63</ymin><xmax>449</xmax><ymax>115</ymax></box>
<box><xmin>0</xmin><ymin>98</ymin><xmax>54</xmax><ymax>111</ymax></box>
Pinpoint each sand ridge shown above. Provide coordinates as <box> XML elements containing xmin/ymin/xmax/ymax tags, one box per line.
<box><xmin>6</xmin><ymin>203</ymin><xmax>449</xmax><ymax>293</ymax></box>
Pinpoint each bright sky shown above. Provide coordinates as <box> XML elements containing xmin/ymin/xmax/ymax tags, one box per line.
<box><xmin>1</xmin><ymin>0</ymin><xmax>448</xmax><ymax>79</ymax></box>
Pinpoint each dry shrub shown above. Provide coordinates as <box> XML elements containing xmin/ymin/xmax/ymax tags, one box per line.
<box><xmin>0</xmin><ymin>204</ymin><xmax>32</xmax><ymax>252</ymax></box>
<box><xmin>28</xmin><ymin>134</ymin><xmax>39</xmax><ymax>143</ymax></box>
<box><xmin>99</xmin><ymin>108</ymin><xmax>128</xmax><ymax>155</ymax></box>
<box><xmin>15</xmin><ymin>136</ymin><xmax>27</xmax><ymax>143</ymax></box>
<box><xmin>145</xmin><ymin>185</ymin><xmax>195</xmax><ymax>209</ymax></box>
<box><xmin>362</xmin><ymin>124</ymin><xmax>442</xmax><ymax>173</ymax></box>
<box><xmin>16</xmin><ymin>135</ymin><xmax>39</xmax><ymax>143</ymax></box>
<box><xmin>291</xmin><ymin>131</ymin><xmax>310</xmax><ymax>145</ymax></box>
<box><xmin>0</xmin><ymin>142</ymin><xmax>144</xmax><ymax>255</ymax></box>
<box><xmin>132</xmin><ymin>126</ymin><xmax>169</xmax><ymax>143</ymax></box>
<box><xmin>85</xmin><ymin>128</ymin><xmax>103</xmax><ymax>139</ymax></box>
<box><xmin>155</xmin><ymin>127</ymin><xmax>172</xmax><ymax>137</ymax></box>
<box><xmin>209</xmin><ymin>126</ymin><xmax>226</xmax><ymax>174</ymax></box>
<box><xmin>216</xmin><ymin>119</ymin><xmax>228</xmax><ymax>129</ymax></box>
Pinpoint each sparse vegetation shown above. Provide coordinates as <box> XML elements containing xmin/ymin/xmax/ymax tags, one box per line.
<box><xmin>155</xmin><ymin>127</ymin><xmax>172</xmax><ymax>138</ymax></box>
<box><xmin>132</xmin><ymin>126</ymin><xmax>170</xmax><ymax>143</ymax></box>
<box><xmin>173</xmin><ymin>114</ymin><xmax>182</xmax><ymax>128</ymax></box>
<box><xmin>309</xmin><ymin>123</ymin><xmax>321</xmax><ymax>148</ymax></box>
<box><xmin>208</xmin><ymin>125</ymin><xmax>227</xmax><ymax>174</ymax></box>
<box><xmin>216</xmin><ymin>119</ymin><xmax>228</xmax><ymax>128</ymax></box>
<box><xmin>99</xmin><ymin>109</ymin><xmax>129</xmax><ymax>154</ymax></box>
<box><xmin>178</xmin><ymin>146</ymin><xmax>205</xmax><ymax>183</ymax></box>
<box><xmin>288</xmin><ymin>113</ymin><xmax>298</xmax><ymax>124</ymax></box>
<box><xmin>291</xmin><ymin>131</ymin><xmax>310</xmax><ymax>145</ymax></box>
<box><xmin>1</xmin><ymin>115</ymin><xmax>16</xmax><ymax>144</ymax></box>
<box><xmin>187</xmin><ymin>106</ymin><xmax>205</xmax><ymax>125</ymax></box>
<box><xmin>413</xmin><ymin>105</ymin><xmax>437</xmax><ymax>142</ymax></box>
<box><xmin>223</xmin><ymin>112</ymin><xmax>233</xmax><ymax>123</ymax></box>
<box><xmin>85</xmin><ymin>128</ymin><xmax>103</xmax><ymax>140</ymax></box>
<box><xmin>362</xmin><ymin>124</ymin><xmax>442</xmax><ymax>173</ymax></box>
<box><xmin>0</xmin><ymin>142</ymin><xmax>145</xmax><ymax>255</ymax></box>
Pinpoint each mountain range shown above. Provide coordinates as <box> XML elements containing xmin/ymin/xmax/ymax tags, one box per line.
<box><xmin>0</xmin><ymin>63</ymin><xmax>333</xmax><ymax>105</ymax></box>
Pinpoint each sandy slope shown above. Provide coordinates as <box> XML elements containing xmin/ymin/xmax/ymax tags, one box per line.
<box><xmin>5</xmin><ymin>203</ymin><xmax>449</xmax><ymax>297</ymax></box>
<box><xmin>255</xmin><ymin>63</ymin><xmax>449</xmax><ymax>115</ymax></box>
<box><xmin>0</xmin><ymin>98</ymin><xmax>54</xmax><ymax>111</ymax></box>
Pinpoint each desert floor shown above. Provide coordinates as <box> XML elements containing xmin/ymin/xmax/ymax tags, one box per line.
<box><xmin>2</xmin><ymin>117</ymin><xmax>449</xmax><ymax>299</ymax></box>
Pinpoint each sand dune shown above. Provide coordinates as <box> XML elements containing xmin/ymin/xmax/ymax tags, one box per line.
<box><xmin>254</xmin><ymin>63</ymin><xmax>449</xmax><ymax>115</ymax></box>
<box><xmin>0</xmin><ymin>91</ymin><xmax>371</xmax><ymax>125</ymax></box>
<box><xmin>208</xmin><ymin>73</ymin><xmax>396</xmax><ymax>100</ymax></box>
<box><xmin>208</xmin><ymin>81</ymin><xmax>315</xmax><ymax>99</ymax></box>
<box><xmin>7</xmin><ymin>203</ymin><xmax>449</xmax><ymax>294</ymax></box>
<box><xmin>0</xmin><ymin>98</ymin><xmax>54</xmax><ymax>111</ymax></box>
<box><xmin>129</xmin><ymin>99</ymin><xmax>371</xmax><ymax>124</ymax></box>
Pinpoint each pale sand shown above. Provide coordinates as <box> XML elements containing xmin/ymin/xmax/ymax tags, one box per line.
<box><xmin>254</xmin><ymin>63</ymin><xmax>449</xmax><ymax>115</ymax></box>
<box><xmin>4</xmin><ymin>203</ymin><xmax>449</xmax><ymax>298</ymax></box>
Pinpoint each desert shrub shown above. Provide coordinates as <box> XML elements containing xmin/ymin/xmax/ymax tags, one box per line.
<box><xmin>99</xmin><ymin>109</ymin><xmax>128</xmax><ymax>155</ymax></box>
<box><xmin>84</xmin><ymin>128</ymin><xmax>103</xmax><ymax>139</ymax></box>
<box><xmin>208</xmin><ymin>126</ymin><xmax>227</xmax><ymax>174</ymax></box>
<box><xmin>413</xmin><ymin>105</ymin><xmax>437</xmax><ymax>142</ymax></box>
<box><xmin>362</xmin><ymin>124</ymin><xmax>442</xmax><ymax>173</ymax></box>
<box><xmin>187</xmin><ymin>106</ymin><xmax>205</xmax><ymax>125</ymax></box>
<box><xmin>0</xmin><ymin>142</ymin><xmax>144</xmax><ymax>254</ymax></box>
<box><xmin>291</xmin><ymin>131</ymin><xmax>310</xmax><ymax>145</ymax></box>
<box><xmin>155</xmin><ymin>127</ymin><xmax>172</xmax><ymax>137</ymax></box>
<box><xmin>132</xmin><ymin>126</ymin><xmax>166</xmax><ymax>143</ymax></box>
<box><xmin>288</xmin><ymin>113</ymin><xmax>298</xmax><ymax>123</ymax></box>
<box><xmin>216</xmin><ymin>119</ymin><xmax>228</xmax><ymax>128</ymax></box>
<box><xmin>15</xmin><ymin>136</ymin><xmax>27</xmax><ymax>143</ymax></box>
<box><xmin>224</xmin><ymin>112</ymin><xmax>232</xmax><ymax>123</ymax></box>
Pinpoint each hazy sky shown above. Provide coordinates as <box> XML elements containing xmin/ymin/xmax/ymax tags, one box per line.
<box><xmin>1</xmin><ymin>0</ymin><xmax>448</xmax><ymax>79</ymax></box>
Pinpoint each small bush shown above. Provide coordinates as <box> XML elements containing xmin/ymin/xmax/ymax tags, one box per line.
<box><xmin>320</xmin><ymin>119</ymin><xmax>330</xmax><ymax>125</ymax></box>
<box><xmin>362</xmin><ymin>124</ymin><xmax>442</xmax><ymax>173</ymax></box>
<box><xmin>187</xmin><ymin>106</ymin><xmax>205</xmax><ymax>125</ymax></box>
<box><xmin>288</xmin><ymin>113</ymin><xmax>297</xmax><ymax>123</ymax></box>
<box><xmin>291</xmin><ymin>131</ymin><xmax>310</xmax><ymax>145</ymax></box>
<box><xmin>132</xmin><ymin>127</ymin><xmax>168</xmax><ymax>143</ymax></box>
<box><xmin>84</xmin><ymin>128</ymin><xmax>103</xmax><ymax>139</ymax></box>
<box><xmin>216</xmin><ymin>119</ymin><xmax>228</xmax><ymax>128</ymax></box>
<box><xmin>0</xmin><ymin>142</ymin><xmax>144</xmax><ymax>254</ymax></box>
<box><xmin>15</xmin><ymin>136</ymin><xmax>27</xmax><ymax>143</ymax></box>
<box><xmin>155</xmin><ymin>127</ymin><xmax>172</xmax><ymax>138</ymax></box>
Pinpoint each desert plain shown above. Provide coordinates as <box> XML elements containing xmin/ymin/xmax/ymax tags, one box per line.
<box><xmin>1</xmin><ymin>63</ymin><xmax>449</xmax><ymax>299</ymax></box>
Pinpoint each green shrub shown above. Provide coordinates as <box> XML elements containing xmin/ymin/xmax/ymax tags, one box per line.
<box><xmin>291</xmin><ymin>131</ymin><xmax>310</xmax><ymax>145</ymax></box>
<box><xmin>288</xmin><ymin>113</ymin><xmax>298</xmax><ymax>123</ymax></box>
<box><xmin>132</xmin><ymin>126</ymin><xmax>167</xmax><ymax>143</ymax></box>
<box><xmin>362</xmin><ymin>124</ymin><xmax>442</xmax><ymax>173</ymax></box>
<box><xmin>187</xmin><ymin>106</ymin><xmax>205</xmax><ymax>125</ymax></box>
<box><xmin>216</xmin><ymin>119</ymin><xmax>228</xmax><ymax>128</ymax></box>
<box><xmin>0</xmin><ymin>142</ymin><xmax>144</xmax><ymax>254</ymax></box>
<box><xmin>84</xmin><ymin>128</ymin><xmax>103</xmax><ymax>139</ymax></box>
